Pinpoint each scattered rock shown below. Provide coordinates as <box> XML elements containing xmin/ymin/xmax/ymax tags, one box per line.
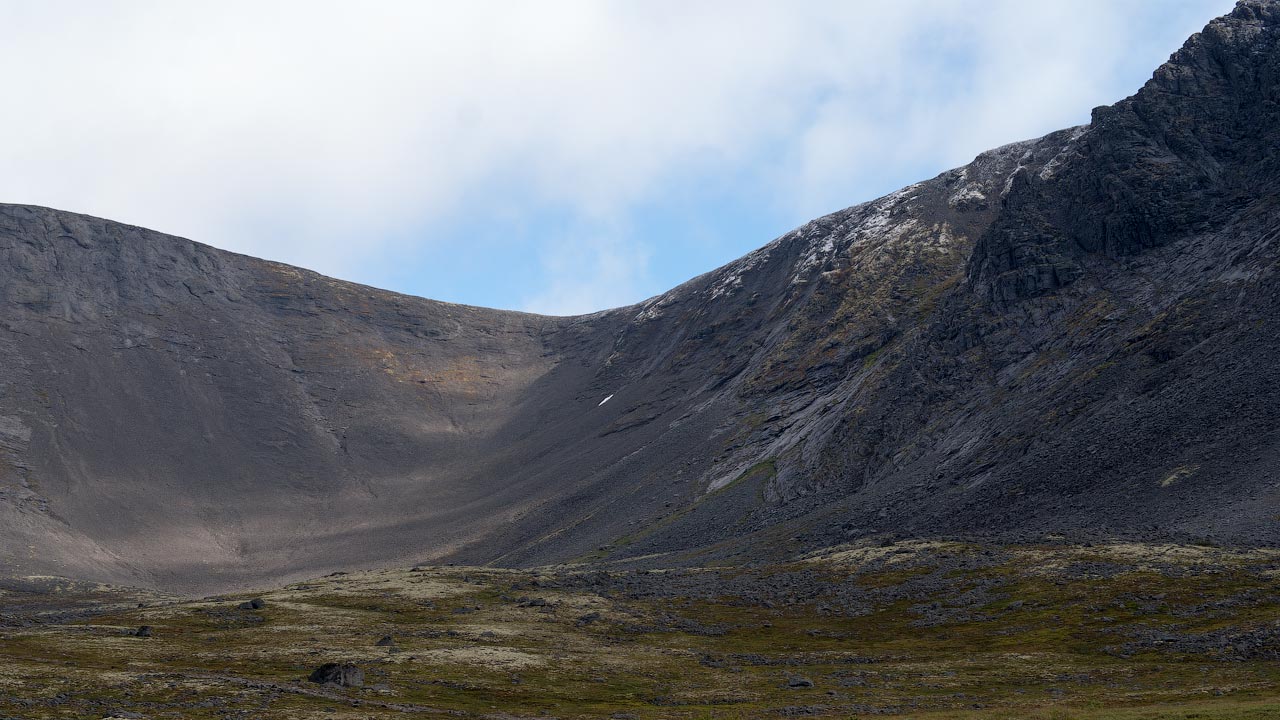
<box><xmin>238</xmin><ymin>598</ymin><xmax>266</xmax><ymax>610</ymax></box>
<box><xmin>375</xmin><ymin>635</ymin><xmax>395</xmax><ymax>647</ymax></box>
<box><xmin>309</xmin><ymin>662</ymin><xmax>364</xmax><ymax>688</ymax></box>
<box><xmin>700</xmin><ymin>654</ymin><xmax>727</xmax><ymax>668</ymax></box>
<box><xmin>134</xmin><ymin>625</ymin><xmax>153</xmax><ymax>638</ymax></box>
<box><xmin>787</xmin><ymin>676</ymin><xmax>815</xmax><ymax>688</ymax></box>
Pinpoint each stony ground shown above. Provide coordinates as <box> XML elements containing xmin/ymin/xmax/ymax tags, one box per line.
<box><xmin>3</xmin><ymin>541</ymin><xmax>1280</xmax><ymax>719</ymax></box>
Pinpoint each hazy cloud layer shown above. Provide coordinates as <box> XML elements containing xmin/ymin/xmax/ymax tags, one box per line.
<box><xmin>0</xmin><ymin>1</ymin><xmax>1233</xmax><ymax>314</ymax></box>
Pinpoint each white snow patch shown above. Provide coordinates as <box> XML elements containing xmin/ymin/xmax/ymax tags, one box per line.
<box><xmin>708</xmin><ymin>245</ymin><xmax>772</xmax><ymax>300</ymax></box>
<box><xmin>634</xmin><ymin>305</ymin><xmax>662</xmax><ymax>322</ymax></box>
<box><xmin>788</xmin><ymin>182</ymin><xmax>924</xmax><ymax>286</ymax></box>
<box><xmin>965</xmin><ymin>138</ymin><xmax>1039</xmax><ymax>198</ymax></box>
<box><xmin>790</xmin><ymin>234</ymin><xmax>836</xmax><ymax>282</ymax></box>
<box><xmin>597</xmin><ymin>394</ymin><xmax>614</xmax><ymax>407</ymax></box>
<box><xmin>1002</xmin><ymin>165</ymin><xmax>1025</xmax><ymax>197</ymax></box>
<box><xmin>947</xmin><ymin>185</ymin><xmax>987</xmax><ymax>207</ymax></box>
<box><xmin>1038</xmin><ymin>125</ymin><xmax>1088</xmax><ymax>180</ymax></box>
<box><xmin>634</xmin><ymin>290</ymin><xmax>678</xmax><ymax>322</ymax></box>
<box><xmin>982</xmin><ymin>138</ymin><xmax>1038</xmax><ymax>162</ymax></box>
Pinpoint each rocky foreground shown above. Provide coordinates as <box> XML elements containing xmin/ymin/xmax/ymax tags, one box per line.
<box><xmin>3</xmin><ymin>542</ymin><xmax>1280</xmax><ymax>719</ymax></box>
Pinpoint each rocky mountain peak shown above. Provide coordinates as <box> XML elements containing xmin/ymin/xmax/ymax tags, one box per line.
<box><xmin>2</xmin><ymin>4</ymin><xmax>1279</xmax><ymax>592</ymax></box>
<box><xmin>969</xmin><ymin>0</ymin><xmax>1280</xmax><ymax>304</ymax></box>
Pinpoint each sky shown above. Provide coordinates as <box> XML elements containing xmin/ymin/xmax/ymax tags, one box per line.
<box><xmin>0</xmin><ymin>1</ymin><xmax>1236</xmax><ymax>315</ymax></box>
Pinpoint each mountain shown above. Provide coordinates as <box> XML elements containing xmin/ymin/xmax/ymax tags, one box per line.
<box><xmin>2</xmin><ymin>1</ymin><xmax>1278</xmax><ymax>594</ymax></box>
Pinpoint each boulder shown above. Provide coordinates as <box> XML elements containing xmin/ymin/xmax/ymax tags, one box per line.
<box><xmin>308</xmin><ymin>662</ymin><xmax>364</xmax><ymax>687</ymax></box>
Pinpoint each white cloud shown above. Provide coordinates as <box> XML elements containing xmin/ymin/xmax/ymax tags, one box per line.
<box><xmin>521</xmin><ymin>222</ymin><xmax>652</xmax><ymax>316</ymax></box>
<box><xmin>0</xmin><ymin>1</ymin><xmax>1235</xmax><ymax>313</ymax></box>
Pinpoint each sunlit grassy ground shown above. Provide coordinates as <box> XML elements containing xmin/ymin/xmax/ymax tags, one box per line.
<box><xmin>2</xmin><ymin>541</ymin><xmax>1279</xmax><ymax>718</ymax></box>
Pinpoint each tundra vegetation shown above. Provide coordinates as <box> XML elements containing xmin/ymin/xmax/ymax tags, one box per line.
<box><xmin>3</xmin><ymin>541</ymin><xmax>1280</xmax><ymax>719</ymax></box>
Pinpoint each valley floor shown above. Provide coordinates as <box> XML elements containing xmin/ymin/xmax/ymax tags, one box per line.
<box><xmin>3</xmin><ymin>541</ymin><xmax>1280</xmax><ymax>719</ymax></box>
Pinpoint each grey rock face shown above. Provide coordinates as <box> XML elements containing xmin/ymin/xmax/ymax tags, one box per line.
<box><xmin>1</xmin><ymin>3</ymin><xmax>1279</xmax><ymax>592</ymax></box>
<box><xmin>970</xmin><ymin>0</ymin><xmax>1280</xmax><ymax>302</ymax></box>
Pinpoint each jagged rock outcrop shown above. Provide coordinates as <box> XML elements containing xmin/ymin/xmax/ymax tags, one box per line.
<box><xmin>1</xmin><ymin>1</ymin><xmax>1278</xmax><ymax>592</ymax></box>
<box><xmin>971</xmin><ymin>0</ymin><xmax>1280</xmax><ymax>301</ymax></box>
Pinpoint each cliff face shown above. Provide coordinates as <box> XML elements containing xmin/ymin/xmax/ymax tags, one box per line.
<box><xmin>2</xmin><ymin>2</ymin><xmax>1279</xmax><ymax>592</ymax></box>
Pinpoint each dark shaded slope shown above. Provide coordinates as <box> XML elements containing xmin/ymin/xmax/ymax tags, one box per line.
<box><xmin>1</xmin><ymin>1</ymin><xmax>1278</xmax><ymax>592</ymax></box>
<box><xmin>507</xmin><ymin>0</ymin><xmax>1280</xmax><ymax>567</ymax></box>
<box><xmin>613</xmin><ymin>0</ymin><xmax>1280</xmax><ymax>563</ymax></box>
<box><xmin>0</xmin><ymin>209</ymin><xmax>572</xmax><ymax>588</ymax></box>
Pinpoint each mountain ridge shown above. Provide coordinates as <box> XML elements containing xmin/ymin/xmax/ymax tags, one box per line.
<box><xmin>2</xmin><ymin>0</ymin><xmax>1278</xmax><ymax>593</ymax></box>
